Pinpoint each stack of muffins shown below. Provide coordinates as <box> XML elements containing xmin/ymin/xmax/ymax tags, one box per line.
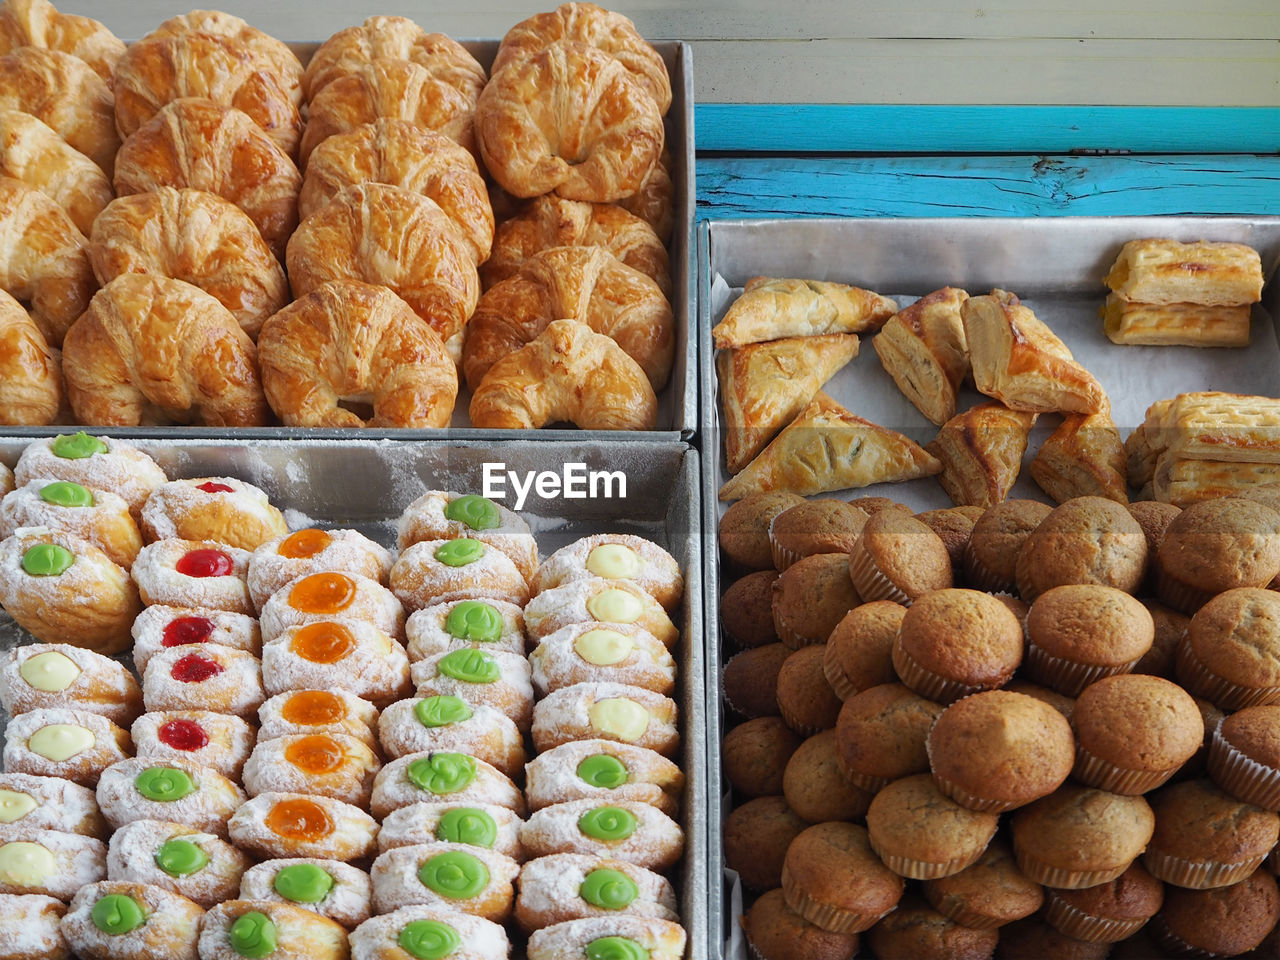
<box><xmin>720</xmin><ymin>490</ymin><xmax>1280</xmax><ymax>959</ymax></box>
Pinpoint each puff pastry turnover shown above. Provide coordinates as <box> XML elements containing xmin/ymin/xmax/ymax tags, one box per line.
<box><xmin>718</xmin><ymin>391</ymin><xmax>941</xmax><ymax>501</ymax></box>
<box><xmin>872</xmin><ymin>286</ymin><xmax>970</xmax><ymax>426</ymax></box>
<box><xmin>926</xmin><ymin>401</ymin><xmax>1036</xmax><ymax>508</ymax></box>
<box><xmin>712</xmin><ymin>276</ymin><xmax>898</xmax><ymax>349</ymax></box>
<box><xmin>717</xmin><ymin>333</ymin><xmax>860</xmax><ymax>474</ymax></box>
<box><xmin>1104</xmin><ymin>238</ymin><xmax>1264</xmax><ymax>306</ymax></box>
<box><xmin>1143</xmin><ymin>391</ymin><xmax>1280</xmax><ymax>465</ymax></box>
<box><xmin>1102</xmin><ymin>294</ymin><xmax>1251</xmax><ymax>347</ymax></box>
<box><xmin>1152</xmin><ymin>456</ymin><xmax>1280</xmax><ymax>508</ymax></box>
<box><xmin>1030</xmin><ymin>411</ymin><xmax>1128</xmax><ymax>504</ymax></box>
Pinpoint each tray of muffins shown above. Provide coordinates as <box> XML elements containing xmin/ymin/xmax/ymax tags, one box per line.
<box><xmin>0</xmin><ymin>431</ymin><xmax>706</xmax><ymax>959</ymax></box>
<box><xmin>0</xmin><ymin>0</ymin><xmax>695</xmax><ymax>438</ymax></box>
<box><xmin>700</xmin><ymin>216</ymin><xmax>1280</xmax><ymax>959</ymax></box>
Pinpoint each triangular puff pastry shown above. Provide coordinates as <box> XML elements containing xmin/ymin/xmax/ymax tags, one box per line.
<box><xmin>717</xmin><ymin>333</ymin><xmax>861</xmax><ymax>474</ymax></box>
<box><xmin>872</xmin><ymin>286</ymin><xmax>970</xmax><ymax>426</ymax></box>
<box><xmin>718</xmin><ymin>391</ymin><xmax>941</xmax><ymax>501</ymax></box>
<box><xmin>927</xmin><ymin>401</ymin><xmax>1037</xmax><ymax>508</ymax></box>
<box><xmin>1030</xmin><ymin>411</ymin><xmax>1128</xmax><ymax>504</ymax></box>
<box><xmin>712</xmin><ymin>276</ymin><xmax>898</xmax><ymax>349</ymax></box>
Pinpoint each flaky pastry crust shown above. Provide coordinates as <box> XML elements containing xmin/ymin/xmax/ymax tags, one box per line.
<box><xmin>927</xmin><ymin>401</ymin><xmax>1037</xmax><ymax>509</ymax></box>
<box><xmin>0</xmin><ymin>47</ymin><xmax>116</xmax><ymax>175</ymax></box>
<box><xmin>0</xmin><ymin>287</ymin><xmax>59</xmax><ymax>424</ymax></box>
<box><xmin>1030</xmin><ymin>411</ymin><xmax>1128</xmax><ymax>504</ymax></box>
<box><xmin>0</xmin><ymin>0</ymin><xmax>123</xmax><ymax>84</ymax></box>
<box><xmin>872</xmin><ymin>286</ymin><xmax>971</xmax><ymax>426</ymax></box>
<box><xmin>0</xmin><ymin>107</ymin><xmax>111</xmax><ymax>236</ymax></box>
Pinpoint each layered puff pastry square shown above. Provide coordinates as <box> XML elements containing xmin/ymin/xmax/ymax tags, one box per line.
<box><xmin>1029</xmin><ymin>411</ymin><xmax>1128</xmax><ymax>504</ymax></box>
<box><xmin>1104</xmin><ymin>238</ymin><xmax>1264</xmax><ymax>307</ymax></box>
<box><xmin>712</xmin><ymin>277</ymin><xmax>898</xmax><ymax>349</ymax></box>
<box><xmin>872</xmin><ymin>286</ymin><xmax>971</xmax><ymax>426</ymax></box>
<box><xmin>1102</xmin><ymin>295</ymin><xmax>1251</xmax><ymax>347</ymax></box>
<box><xmin>926</xmin><ymin>402</ymin><xmax>1036</xmax><ymax>509</ymax></box>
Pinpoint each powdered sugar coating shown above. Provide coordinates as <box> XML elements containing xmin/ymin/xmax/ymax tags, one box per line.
<box><xmin>523</xmin><ymin>579</ymin><xmax>677</xmax><ymax>647</ymax></box>
<box><xmin>349</xmin><ymin>904</ymin><xmax>509</xmax><ymax>960</ymax></box>
<box><xmin>261</xmin><ymin>622</ymin><xmax>410</xmax><ymax>707</ymax></box>
<box><xmin>130</xmin><ymin>539</ymin><xmax>253</xmax><ymax>614</ymax></box>
<box><xmin>130</xmin><ymin>711</ymin><xmax>255</xmax><ymax>780</ymax></box>
<box><xmin>142</xmin><ymin>646</ymin><xmax>265</xmax><ymax>718</ymax></box>
<box><xmin>130</xmin><ymin>604</ymin><xmax>261</xmax><ymax>676</ymax></box>
<box><xmin>531</xmin><ymin>682</ymin><xmax>679</xmax><ymax>756</ymax></box>
<box><xmin>529</xmin><ymin>622</ymin><xmax>676</xmax><ymax>697</ymax></box>
<box><xmin>2</xmin><ymin>707</ymin><xmax>131</xmax><ymax>787</ymax></box>
<box><xmin>0</xmin><ymin>827</ymin><xmax>106</xmax><ymax>898</ymax></box>
<box><xmin>405</xmin><ymin>598</ymin><xmax>526</xmax><ymax>661</ymax></box>
<box><xmin>514</xmin><ymin>853</ymin><xmax>678</xmax><ymax>932</ymax></box>
<box><xmin>370</xmin><ymin>751</ymin><xmax>525</xmax><ymax>820</ymax></box>
<box><xmin>397</xmin><ymin>491</ymin><xmax>539</xmax><ymax>579</ymax></box>
<box><xmin>410</xmin><ymin>649</ymin><xmax>534</xmax><ymax>731</ymax></box>
<box><xmin>259</xmin><ymin>572</ymin><xmax>405</xmax><ymax>641</ymax></box>
<box><xmin>96</xmin><ymin>757</ymin><xmax>246</xmax><ymax>838</ymax></box>
<box><xmin>519</xmin><ymin>798</ymin><xmax>683</xmax><ymax>870</ymax></box>
<box><xmin>258</xmin><ymin>690</ymin><xmax>379</xmax><ymax>749</ymax></box>
<box><xmin>0</xmin><ymin>772</ymin><xmax>107</xmax><ymax>836</ymax></box>
<box><xmin>370</xmin><ymin>841</ymin><xmax>519</xmax><ymax>920</ymax></box>
<box><xmin>531</xmin><ymin>535</ymin><xmax>683</xmax><ymax>610</ymax></box>
<box><xmin>140</xmin><ymin>476</ymin><xmax>288</xmax><ymax>551</ymax></box>
<box><xmin>242</xmin><ymin>733</ymin><xmax>381</xmax><ymax>807</ymax></box>
<box><xmin>198</xmin><ymin>899</ymin><xmax>349</xmax><ymax>960</ymax></box>
<box><xmin>377</xmin><ymin>700</ymin><xmax>525</xmax><ymax>775</ymax></box>
<box><xmin>0</xmin><ymin>894</ymin><xmax>67</xmax><ymax>958</ymax></box>
<box><xmin>106</xmin><ymin>818</ymin><xmax>250</xmax><ymax>907</ymax></box>
<box><xmin>377</xmin><ymin>801</ymin><xmax>524</xmax><ymax>861</ymax></box>
<box><xmin>61</xmin><ymin>879</ymin><xmax>203</xmax><ymax>959</ymax></box>
<box><xmin>247</xmin><ymin>529</ymin><xmax>393</xmax><ymax>611</ymax></box>
<box><xmin>239</xmin><ymin>857</ymin><xmax>372</xmax><ymax>929</ymax></box>
<box><xmin>0</xmin><ymin>478</ymin><xmax>142</xmax><ymax>569</ymax></box>
<box><xmin>390</xmin><ymin>539</ymin><xmax>530</xmax><ymax>611</ymax></box>
<box><xmin>526</xmin><ymin>916</ymin><xmax>687</xmax><ymax>960</ymax></box>
<box><xmin>0</xmin><ymin>463</ymin><xmax>12</xmax><ymax>496</ymax></box>
<box><xmin>524</xmin><ymin>740</ymin><xmax>683</xmax><ymax>817</ymax></box>
<box><xmin>228</xmin><ymin>792</ymin><xmax>378</xmax><ymax>861</ymax></box>
<box><xmin>14</xmin><ymin>436</ymin><xmax>166</xmax><ymax>518</ymax></box>
<box><xmin>0</xmin><ymin>642</ymin><xmax>142</xmax><ymax>725</ymax></box>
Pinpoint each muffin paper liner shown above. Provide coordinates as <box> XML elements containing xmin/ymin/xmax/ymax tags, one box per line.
<box><xmin>1153</xmin><ymin>561</ymin><xmax>1216</xmax><ymax>616</ymax></box>
<box><xmin>1073</xmin><ymin>741</ymin><xmax>1179</xmax><ymax>796</ymax></box>
<box><xmin>1013</xmin><ymin>846</ymin><xmax>1129</xmax><ymax>889</ymax></box>
<box><xmin>848</xmin><ymin>537</ymin><xmax>910</xmax><ymax>605</ymax></box>
<box><xmin>773</xmin><ymin>608</ymin><xmax>826</xmax><ymax>650</ymax></box>
<box><xmin>1142</xmin><ymin>847</ymin><xmax>1265</xmax><ymax>889</ymax></box>
<box><xmin>869</xmin><ymin>836</ymin><xmax>988</xmax><ymax>880</ymax></box>
<box><xmin>1149</xmin><ymin>912</ymin><xmax>1226</xmax><ymax>959</ymax></box>
<box><xmin>920</xmin><ymin>886</ymin><xmax>1012</xmax><ymax>929</ymax></box>
<box><xmin>891</xmin><ymin>641</ymin><xmax>982</xmax><ymax>705</ymax></box>
<box><xmin>930</xmin><ymin>769</ymin><xmax>1022</xmax><ymax>813</ymax></box>
<box><xmin>1176</xmin><ymin>636</ymin><xmax>1280</xmax><ymax>711</ymax></box>
<box><xmin>821</xmin><ymin>656</ymin><xmax>858</xmax><ymax>702</ymax></box>
<box><xmin>962</xmin><ymin>538</ymin><xmax>1015</xmax><ymax>594</ymax></box>
<box><xmin>842</xmin><ymin>768</ymin><xmax>892</xmax><ymax>793</ymax></box>
<box><xmin>777</xmin><ymin>698</ymin><xmax>827</xmax><ymax>738</ymax></box>
<box><xmin>780</xmin><ymin>865</ymin><xmax>887</xmax><ymax>934</ymax></box>
<box><xmin>1208</xmin><ymin>722</ymin><xmax>1280</xmax><ymax>811</ymax></box>
<box><xmin>767</xmin><ymin>513</ymin><xmax>803</xmax><ymax>573</ymax></box>
<box><xmin>1043</xmin><ymin>891</ymin><xmax>1152</xmax><ymax>943</ymax></box>
<box><xmin>1023</xmin><ymin>641</ymin><xmax>1140</xmax><ymax>697</ymax></box>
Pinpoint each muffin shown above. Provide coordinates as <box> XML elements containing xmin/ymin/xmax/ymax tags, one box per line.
<box><xmin>1010</xmin><ymin>785</ymin><xmax>1155</xmax><ymax>889</ymax></box>
<box><xmin>865</xmin><ymin>896</ymin><xmax>999</xmax><ymax>960</ymax></box>
<box><xmin>1015</xmin><ymin>497</ymin><xmax>1148</xmax><ymax>601</ymax></box>
<box><xmin>927</xmin><ymin>690</ymin><xmax>1074</xmax><ymax>811</ymax></box>
<box><xmin>1004</xmin><ymin>680</ymin><xmax>1076</xmax><ymax>721</ymax></box>
<box><xmin>834</xmin><ymin>683</ymin><xmax>944</xmax><ymax>791</ymax></box>
<box><xmin>821</xmin><ymin>601</ymin><xmax>903</xmax><ymax>701</ymax></box>
<box><xmin>741</xmin><ymin>887</ymin><xmax>861</xmax><ymax>960</ymax></box>
<box><xmin>1177</xmin><ymin>588</ymin><xmax>1280</xmax><ymax>709</ymax></box>
<box><xmin>995</xmin><ymin>917</ymin><xmax>1112</xmax><ymax>960</ymax></box>
<box><xmin>723</xmin><ymin>796</ymin><xmax>808</xmax><ymax>892</ymax></box>
<box><xmin>1150</xmin><ymin>869</ymin><xmax>1280</xmax><ymax>958</ymax></box>
<box><xmin>1209</xmin><ymin>703</ymin><xmax>1280</xmax><ymax>810</ymax></box>
<box><xmin>1133</xmin><ymin>601</ymin><xmax>1187</xmax><ymax>679</ymax></box>
<box><xmin>848</xmin><ymin>510</ymin><xmax>952</xmax><ymax>604</ymax></box>
<box><xmin>768</xmin><ymin>500</ymin><xmax>868</xmax><ymax>572</ymax></box>
<box><xmin>775</xmin><ymin>646</ymin><xmax>842</xmax><ymax>735</ymax></box>
<box><xmin>915</xmin><ymin>506</ymin><xmax>983</xmax><ymax>577</ymax></box>
<box><xmin>720</xmin><ymin>492</ymin><xmax>804</xmax><ymax>572</ymax></box>
<box><xmin>921</xmin><ymin>840</ymin><xmax>1043</xmax><ymax>929</ymax></box>
<box><xmin>770</xmin><ymin>553</ymin><xmax>861</xmax><ymax>649</ymax></box>
<box><xmin>893</xmin><ymin>589</ymin><xmax>1023</xmax><ymax>703</ymax></box>
<box><xmin>1183</xmin><ymin>697</ymin><xmax>1225</xmax><ymax>781</ymax></box>
<box><xmin>1155</xmin><ymin>498</ymin><xmax>1280</xmax><ymax>613</ymax></box>
<box><xmin>780</xmin><ymin>821</ymin><xmax>904</xmax><ymax>933</ymax></box>
<box><xmin>964</xmin><ymin>500</ymin><xmax>1053</xmax><ymax>593</ymax></box>
<box><xmin>1042</xmin><ymin>862</ymin><xmax>1164</xmax><ymax>944</ymax></box>
<box><xmin>847</xmin><ymin>497</ymin><xmax>912</xmax><ymax>516</ymax></box>
<box><xmin>721</xmin><ymin>571</ymin><xmax>781</xmax><ymax>649</ymax></box>
<box><xmin>1024</xmin><ymin>585</ymin><xmax>1154</xmax><ymax>696</ymax></box>
<box><xmin>723</xmin><ymin>717</ymin><xmax>802</xmax><ymax>798</ymax></box>
<box><xmin>1127</xmin><ymin>501</ymin><xmax>1181</xmax><ymax>590</ymax></box>
<box><xmin>723</xmin><ymin>644</ymin><xmax>789</xmax><ymax>720</ymax></box>
<box><xmin>865</xmin><ymin>774</ymin><xmax>1000</xmax><ymax>879</ymax></box>
<box><xmin>783</xmin><ymin>730</ymin><xmax>873</xmax><ymax>823</ymax></box>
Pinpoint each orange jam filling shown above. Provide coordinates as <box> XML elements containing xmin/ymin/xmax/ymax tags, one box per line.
<box><xmin>290</xmin><ymin>622</ymin><xmax>356</xmax><ymax>664</ymax></box>
<box><xmin>278</xmin><ymin>529</ymin><xmax>333</xmax><ymax>559</ymax></box>
<box><xmin>281</xmin><ymin>691</ymin><xmax>346</xmax><ymax>726</ymax></box>
<box><xmin>288</xmin><ymin>572</ymin><xmax>357</xmax><ymax>614</ymax></box>
<box><xmin>264</xmin><ymin>797</ymin><xmax>333</xmax><ymax>841</ymax></box>
<box><xmin>284</xmin><ymin>735</ymin><xmax>345</xmax><ymax>775</ymax></box>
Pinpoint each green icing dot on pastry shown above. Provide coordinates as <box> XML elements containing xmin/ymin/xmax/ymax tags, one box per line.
<box><xmin>155</xmin><ymin>838</ymin><xmax>209</xmax><ymax>877</ymax></box>
<box><xmin>444</xmin><ymin>601</ymin><xmax>503</xmax><ymax>642</ymax></box>
<box><xmin>435</xmin><ymin>807</ymin><xmax>497</xmax><ymax>848</ymax></box>
<box><xmin>586</xmin><ymin>937</ymin><xmax>650</xmax><ymax>960</ymax></box>
<box><xmin>580</xmin><ymin>868</ymin><xmax>639</xmax><ymax>910</ymax></box>
<box><xmin>134</xmin><ymin>766</ymin><xmax>196</xmax><ymax>802</ymax></box>
<box><xmin>444</xmin><ymin>494</ymin><xmax>501</xmax><ymax>531</ymax></box>
<box><xmin>272</xmin><ymin>862</ymin><xmax>334</xmax><ymax>903</ymax></box>
<box><xmin>229</xmin><ymin>911</ymin><xmax>277</xmax><ymax>958</ymax></box>
<box><xmin>417</xmin><ymin>850</ymin><xmax>489</xmax><ymax>900</ymax></box>
<box><xmin>398</xmin><ymin>918</ymin><xmax>462</xmax><ymax>959</ymax></box>
<box><xmin>406</xmin><ymin>753</ymin><xmax>477</xmax><ymax>795</ymax></box>
<box><xmin>436</xmin><ymin>649</ymin><xmax>500</xmax><ymax>684</ymax></box>
<box><xmin>577</xmin><ymin>754</ymin><xmax>630</xmax><ymax>789</ymax></box>
<box><xmin>39</xmin><ymin>481</ymin><xmax>94</xmax><ymax>508</ymax></box>
<box><xmin>51</xmin><ymin>431</ymin><xmax>107</xmax><ymax>459</ymax></box>
<box><xmin>434</xmin><ymin>538</ymin><xmax>485</xmax><ymax>567</ymax></box>
<box><xmin>415</xmin><ymin>695</ymin><xmax>473</xmax><ymax>728</ymax></box>
<box><xmin>21</xmin><ymin>543</ymin><xmax>74</xmax><ymax>577</ymax></box>
<box><xmin>90</xmin><ymin>894</ymin><xmax>145</xmax><ymax>935</ymax></box>
<box><xmin>578</xmin><ymin>805</ymin><xmax>638</xmax><ymax>842</ymax></box>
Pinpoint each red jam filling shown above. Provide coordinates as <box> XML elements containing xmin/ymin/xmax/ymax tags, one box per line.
<box><xmin>196</xmin><ymin>481</ymin><xmax>234</xmax><ymax>494</ymax></box>
<box><xmin>170</xmin><ymin>654</ymin><xmax>224</xmax><ymax>683</ymax></box>
<box><xmin>157</xmin><ymin>719</ymin><xmax>210</xmax><ymax>751</ymax></box>
<box><xmin>162</xmin><ymin>616</ymin><xmax>215</xmax><ymax>648</ymax></box>
<box><xmin>175</xmin><ymin>549</ymin><xmax>234</xmax><ymax>578</ymax></box>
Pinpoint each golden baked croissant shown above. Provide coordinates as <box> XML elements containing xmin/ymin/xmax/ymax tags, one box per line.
<box><xmin>618</xmin><ymin>145</ymin><xmax>674</xmax><ymax>244</ymax></box>
<box><xmin>492</xmin><ymin>2</ymin><xmax>672</xmax><ymax>114</ymax></box>
<box><xmin>873</xmin><ymin>286</ymin><xmax>971</xmax><ymax>426</ymax></box>
<box><xmin>286</xmin><ymin>182</ymin><xmax>480</xmax><ymax>348</ymax></box>
<box><xmin>303</xmin><ymin>15</ymin><xmax>486</xmax><ymax>103</ymax></box>
<box><xmin>0</xmin><ymin>285</ymin><xmax>59</xmax><ymax>424</ymax></box>
<box><xmin>113</xmin><ymin>98</ymin><xmax>301</xmax><ymax>262</ymax></box>
<box><xmin>0</xmin><ymin>47</ymin><xmax>117</xmax><ymax>176</ymax></box>
<box><xmin>927</xmin><ymin>401</ymin><xmax>1037</xmax><ymax>508</ymax></box>
<box><xmin>482</xmin><ymin>194</ymin><xmax>669</xmax><ymax>294</ymax></box>
<box><xmin>713</xmin><ymin>276</ymin><xmax>899</xmax><ymax>348</ymax></box>
<box><xmin>470</xmin><ymin>318</ymin><xmax>657</xmax><ymax>430</ymax></box>
<box><xmin>88</xmin><ymin>187</ymin><xmax>288</xmax><ymax>340</ymax></box>
<box><xmin>114</xmin><ymin>32</ymin><xmax>302</xmax><ymax>159</ymax></box>
<box><xmin>0</xmin><ymin>0</ymin><xmax>124</xmax><ymax>84</ymax></box>
<box><xmin>1030</xmin><ymin>411</ymin><xmax>1128</xmax><ymax>504</ymax></box>
<box><xmin>462</xmin><ymin>244</ymin><xmax>673</xmax><ymax>392</ymax></box>
<box><xmin>476</xmin><ymin>41</ymin><xmax>664</xmax><ymax>202</ymax></box>
<box><xmin>299</xmin><ymin>118</ymin><xmax>493</xmax><ymax>263</ymax></box>
<box><xmin>0</xmin><ymin>107</ymin><xmax>111</xmax><ymax>236</ymax></box>
<box><xmin>0</xmin><ymin>176</ymin><xmax>94</xmax><ymax>346</ymax></box>
<box><xmin>258</xmin><ymin>279</ymin><xmax>458</xmax><ymax>428</ymax></box>
<box><xmin>61</xmin><ymin>273</ymin><xmax>269</xmax><ymax>426</ymax></box>
<box><xmin>299</xmin><ymin>58</ymin><xmax>476</xmax><ymax>166</ymax></box>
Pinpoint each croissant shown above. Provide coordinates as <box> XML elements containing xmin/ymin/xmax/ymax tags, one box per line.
<box><xmin>114</xmin><ymin>32</ymin><xmax>302</xmax><ymax>159</ymax></box>
<box><xmin>0</xmin><ymin>176</ymin><xmax>94</xmax><ymax>346</ymax></box>
<box><xmin>286</xmin><ymin>182</ymin><xmax>479</xmax><ymax>348</ymax></box>
<box><xmin>87</xmin><ymin>187</ymin><xmax>288</xmax><ymax>340</ymax></box>
<box><xmin>470</xmin><ymin>318</ymin><xmax>657</xmax><ymax>430</ymax></box>
<box><xmin>492</xmin><ymin>2</ymin><xmax>672</xmax><ymax>114</ymax></box>
<box><xmin>618</xmin><ymin>145</ymin><xmax>674</xmax><ymax>243</ymax></box>
<box><xmin>299</xmin><ymin>118</ymin><xmax>493</xmax><ymax>263</ymax></box>
<box><xmin>0</xmin><ymin>0</ymin><xmax>124</xmax><ymax>84</ymax></box>
<box><xmin>463</xmin><ymin>245</ymin><xmax>673</xmax><ymax>393</ymax></box>
<box><xmin>482</xmin><ymin>194</ymin><xmax>669</xmax><ymax>294</ymax></box>
<box><xmin>61</xmin><ymin>273</ymin><xmax>269</xmax><ymax>427</ymax></box>
<box><xmin>258</xmin><ymin>279</ymin><xmax>457</xmax><ymax>428</ymax></box>
<box><xmin>476</xmin><ymin>41</ymin><xmax>663</xmax><ymax>202</ymax></box>
<box><xmin>0</xmin><ymin>107</ymin><xmax>111</xmax><ymax>236</ymax></box>
<box><xmin>303</xmin><ymin>15</ymin><xmax>486</xmax><ymax>104</ymax></box>
<box><xmin>0</xmin><ymin>47</ymin><xmax>117</xmax><ymax>176</ymax></box>
<box><xmin>299</xmin><ymin>58</ymin><xmax>476</xmax><ymax>166</ymax></box>
<box><xmin>113</xmin><ymin>98</ymin><xmax>301</xmax><ymax>262</ymax></box>
<box><xmin>0</xmin><ymin>286</ymin><xmax>59</xmax><ymax>424</ymax></box>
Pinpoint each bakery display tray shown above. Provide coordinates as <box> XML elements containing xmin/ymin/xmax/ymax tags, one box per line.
<box><xmin>697</xmin><ymin>215</ymin><xmax>1280</xmax><ymax>958</ymax></box>
<box><xmin>0</xmin><ymin>436</ymin><xmax>707</xmax><ymax>958</ymax></box>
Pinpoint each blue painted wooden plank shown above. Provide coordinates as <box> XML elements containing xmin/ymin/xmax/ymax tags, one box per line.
<box><xmin>695</xmin><ymin>105</ymin><xmax>1280</xmax><ymax>155</ymax></box>
<box><xmin>696</xmin><ymin>155</ymin><xmax>1280</xmax><ymax>220</ymax></box>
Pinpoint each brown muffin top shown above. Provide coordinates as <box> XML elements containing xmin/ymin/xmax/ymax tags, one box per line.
<box><xmin>724</xmin><ymin>795</ymin><xmax>809</xmax><ymax>891</ymax></box>
<box><xmin>1026</xmin><ymin>584</ymin><xmax>1154</xmax><ymax>666</ymax></box>
<box><xmin>834</xmin><ymin>683</ymin><xmax>945</xmax><ymax>784</ymax></box>
<box><xmin>1072</xmin><ymin>674</ymin><xmax>1202</xmax><ymax>774</ymax></box>
<box><xmin>721</xmin><ymin>570</ymin><xmax>781</xmax><ymax>649</ymax></box>
<box><xmin>1010</xmin><ymin>785</ymin><xmax>1155</xmax><ymax>875</ymax></box>
<box><xmin>995</xmin><ymin>917</ymin><xmax>1111</xmax><ymax>960</ymax></box>
<box><xmin>743</xmin><ymin>887</ymin><xmax>862</xmax><ymax>960</ymax></box>
<box><xmin>1127</xmin><ymin>500</ymin><xmax>1181</xmax><ymax>557</ymax></box>
<box><xmin>965</xmin><ymin>500</ymin><xmax>1054</xmax><ymax>587</ymax></box>
<box><xmin>775</xmin><ymin>644</ymin><xmax>842</xmax><ymax>733</ymax></box>
<box><xmin>1015</xmin><ymin>496</ymin><xmax>1148</xmax><ymax>601</ymax></box>
<box><xmin>1046</xmin><ymin>861</ymin><xmax>1164</xmax><ymax>922</ymax></box>
<box><xmin>848</xmin><ymin>496</ymin><xmax>914</xmax><ymax>517</ymax></box>
<box><xmin>854</xmin><ymin>510</ymin><xmax>953</xmax><ymax>599</ymax></box>
<box><xmin>916</xmin><ymin>506</ymin><xmax>982</xmax><ymax>572</ymax></box>
<box><xmin>771</xmin><ymin>553</ymin><xmax>861</xmax><ymax>648</ymax></box>
<box><xmin>1004</xmin><ymin>680</ymin><xmax>1077</xmax><ymax>721</ymax></box>
<box><xmin>1156</xmin><ymin>870</ymin><xmax>1280</xmax><ymax>957</ymax></box>
<box><xmin>1146</xmin><ymin>778</ymin><xmax>1279</xmax><ymax>864</ymax></box>
<box><xmin>770</xmin><ymin>499</ymin><xmax>869</xmax><ymax>560</ymax></box>
<box><xmin>921</xmin><ymin>840</ymin><xmax>1044</xmax><ymax>926</ymax></box>
<box><xmin>723</xmin><ymin>716</ymin><xmax>803</xmax><ymax>798</ymax></box>
<box><xmin>1157</xmin><ymin>497</ymin><xmax>1280</xmax><ymax>595</ymax></box>
<box><xmin>783</xmin><ymin>729</ymin><xmax>874</xmax><ymax>824</ymax></box>
<box><xmin>865</xmin><ymin>773</ymin><xmax>1000</xmax><ymax>867</ymax></box>
<box><xmin>723</xmin><ymin>643</ymin><xmax>790</xmax><ymax>719</ymax></box>
<box><xmin>1133</xmin><ymin>600</ymin><xmax>1188</xmax><ymax>679</ymax></box>
<box><xmin>928</xmin><ymin>690</ymin><xmax>1075</xmax><ymax>808</ymax></box>
<box><xmin>1182</xmin><ymin>587</ymin><xmax>1280</xmax><ymax>690</ymax></box>
<box><xmin>896</xmin><ymin>588</ymin><xmax>1024</xmax><ymax>687</ymax></box>
<box><xmin>720</xmin><ymin>491</ymin><xmax>804</xmax><ymax>570</ymax></box>
<box><xmin>782</xmin><ymin>821</ymin><xmax>905</xmax><ymax>919</ymax></box>
<box><xmin>823</xmin><ymin>601</ymin><xmax>903</xmax><ymax>700</ymax></box>
<box><xmin>1219</xmin><ymin>703</ymin><xmax>1280</xmax><ymax>767</ymax></box>
<box><xmin>865</xmin><ymin>897</ymin><xmax>1000</xmax><ymax>960</ymax></box>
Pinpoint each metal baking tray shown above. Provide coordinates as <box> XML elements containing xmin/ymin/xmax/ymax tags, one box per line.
<box><xmin>7</xmin><ymin>38</ymin><xmax>695</xmax><ymax>441</ymax></box>
<box><xmin>698</xmin><ymin>216</ymin><xmax>1280</xmax><ymax>959</ymax></box>
<box><xmin>0</xmin><ymin>436</ymin><xmax>706</xmax><ymax>957</ymax></box>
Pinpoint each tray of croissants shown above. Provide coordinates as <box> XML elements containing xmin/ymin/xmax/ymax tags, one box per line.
<box><xmin>0</xmin><ymin>431</ymin><xmax>707</xmax><ymax>959</ymax></box>
<box><xmin>0</xmin><ymin>0</ymin><xmax>694</xmax><ymax>436</ymax></box>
